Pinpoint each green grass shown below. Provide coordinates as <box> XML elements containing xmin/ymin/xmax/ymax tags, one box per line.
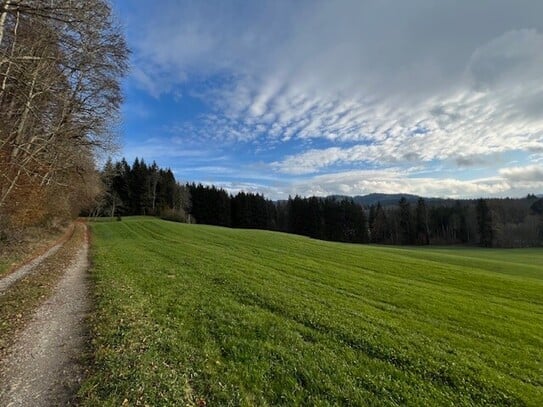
<box><xmin>0</xmin><ymin>259</ymin><xmax>11</xmax><ymax>276</ymax></box>
<box><xmin>81</xmin><ymin>218</ymin><xmax>543</xmax><ymax>406</ymax></box>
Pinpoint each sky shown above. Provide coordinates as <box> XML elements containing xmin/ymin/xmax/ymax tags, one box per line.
<box><xmin>111</xmin><ymin>0</ymin><xmax>543</xmax><ymax>199</ymax></box>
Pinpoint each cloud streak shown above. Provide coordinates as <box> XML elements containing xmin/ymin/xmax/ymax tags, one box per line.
<box><xmin>117</xmin><ymin>0</ymin><xmax>543</xmax><ymax>198</ymax></box>
<box><xmin>212</xmin><ymin>166</ymin><xmax>541</xmax><ymax>200</ymax></box>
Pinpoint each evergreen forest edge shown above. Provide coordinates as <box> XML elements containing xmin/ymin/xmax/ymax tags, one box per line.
<box><xmin>92</xmin><ymin>157</ymin><xmax>543</xmax><ymax>248</ymax></box>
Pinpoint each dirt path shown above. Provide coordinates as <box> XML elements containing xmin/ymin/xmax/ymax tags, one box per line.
<box><xmin>0</xmin><ymin>223</ymin><xmax>89</xmax><ymax>406</ymax></box>
<box><xmin>0</xmin><ymin>224</ymin><xmax>74</xmax><ymax>295</ymax></box>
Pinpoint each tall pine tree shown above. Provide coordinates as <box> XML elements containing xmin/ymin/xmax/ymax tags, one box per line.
<box><xmin>476</xmin><ymin>198</ymin><xmax>493</xmax><ymax>247</ymax></box>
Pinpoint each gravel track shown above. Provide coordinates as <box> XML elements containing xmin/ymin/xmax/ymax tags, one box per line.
<box><xmin>0</xmin><ymin>224</ymin><xmax>74</xmax><ymax>295</ymax></box>
<box><xmin>0</xmin><ymin>223</ymin><xmax>89</xmax><ymax>406</ymax></box>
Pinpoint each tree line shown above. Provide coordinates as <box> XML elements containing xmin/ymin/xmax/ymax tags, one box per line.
<box><xmin>92</xmin><ymin>157</ymin><xmax>190</xmax><ymax>221</ymax></box>
<box><xmin>97</xmin><ymin>159</ymin><xmax>543</xmax><ymax>248</ymax></box>
<box><xmin>189</xmin><ymin>185</ymin><xmax>369</xmax><ymax>243</ymax></box>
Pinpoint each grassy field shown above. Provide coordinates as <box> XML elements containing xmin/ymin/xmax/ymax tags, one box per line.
<box><xmin>81</xmin><ymin>217</ymin><xmax>543</xmax><ymax>406</ymax></box>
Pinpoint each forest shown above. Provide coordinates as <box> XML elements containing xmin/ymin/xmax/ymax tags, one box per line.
<box><xmin>95</xmin><ymin>158</ymin><xmax>543</xmax><ymax>248</ymax></box>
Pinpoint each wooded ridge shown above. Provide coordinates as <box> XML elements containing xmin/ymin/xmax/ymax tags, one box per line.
<box><xmin>94</xmin><ymin>158</ymin><xmax>543</xmax><ymax>248</ymax></box>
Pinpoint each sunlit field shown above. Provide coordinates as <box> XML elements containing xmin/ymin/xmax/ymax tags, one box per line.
<box><xmin>81</xmin><ymin>218</ymin><xmax>543</xmax><ymax>406</ymax></box>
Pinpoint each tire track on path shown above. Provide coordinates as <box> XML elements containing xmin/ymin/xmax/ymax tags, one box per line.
<box><xmin>0</xmin><ymin>222</ymin><xmax>89</xmax><ymax>406</ymax></box>
<box><xmin>0</xmin><ymin>224</ymin><xmax>74</xmax><ymax>295</ymax></box>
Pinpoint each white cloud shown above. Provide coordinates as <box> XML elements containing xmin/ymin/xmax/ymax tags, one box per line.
<box><xmin>123</xmin><ymin>139</ymin><xmax>212</xmax><ymax>162</ymax></box>
<box><xmin>293</xmin><ymin>170</ymin><xmax>510</xmax><ymax>199</ymax></box>
<box><xmin>119</xmin><ymin>0</ymin><xmax>543</xmax><ymax>198</ymax></box>
<box><xmin>213</xmin><ymin>168</ymin><xmax>527</xmax><ymax>200</ymax></box>
<box><xmin>499</xmin><ymin>165</ymin><xmax>543</xmax><ymax>183</ymax></box>
<box><xmin>178</xmin><ymin>26</ymin><xmax>543</xmax><ymax>170</ymax></box>
<box><xmin>466</xmin><ymin>29</ymin><xmax>543</xmax><ymax>92</ymax></box>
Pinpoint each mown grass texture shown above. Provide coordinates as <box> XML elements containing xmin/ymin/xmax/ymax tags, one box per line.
<box><xmin>81</xmin><ymin>218</ymin><xmax>543</xmax><ymax>406</ymax></box>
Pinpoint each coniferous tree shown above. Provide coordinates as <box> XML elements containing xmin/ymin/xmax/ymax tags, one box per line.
<box><xmin>323</xmin><ymin>197</ymin><xmax>344</xmax><ymax>241</ymax></box>
<box><xmin>348</xmin><ymin>200</ymin><xmax>369</xmax><ymax>243</ymax></box>
<box><xmin>368</xmin><ymin>204</ymin><xmax>376</xmax><ymax>240</ymax></box>
<box><xmin>455</xmin><ymin>202</ymin><xmax>470</xmax><ymax>243</ymax></box>
<box><xmin>530</xmin><ymin>198</ymin><xmax>543</xmax><ymax>240</ymax></box>
<box><xmin>372</xmin><ymin>203</ymin><xmax>389</xmax><ymax>243</ymax></box>
<box><xmin>100</xmin><ymin>158</ymin><xmax>122</xmax><ymax>217</ymax></box>
<box><xmin>415</xmin><ymin>198</ymin><xmax>430</xmax><ymax>245</ymax></box>
<box><xmin>399</xmin><ymin>197</ymin><xmax>414</xmax><ymax>245</ymax></box>
<box><xmin>476</xmin><ymin>198</ymin><xmax>493</xmax><ymax>247</ymax></box>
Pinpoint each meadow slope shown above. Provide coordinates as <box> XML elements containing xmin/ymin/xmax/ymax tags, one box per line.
<box><xmin>81</xmin><ymin>218</ymin><xmax>543</xmax><ymax>406</ymax></box>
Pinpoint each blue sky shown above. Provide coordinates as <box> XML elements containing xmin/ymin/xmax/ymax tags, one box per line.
<box><xmin>112</xmin><ymin>0</ymin><xmax>543</xmax><ymax>199</ymax></box>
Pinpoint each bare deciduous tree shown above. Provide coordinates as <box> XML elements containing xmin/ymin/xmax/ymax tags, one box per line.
<box><xmin>0</xmin><ymin>0</ymin><xmax>128</xmax><ymax>231</ymax></box>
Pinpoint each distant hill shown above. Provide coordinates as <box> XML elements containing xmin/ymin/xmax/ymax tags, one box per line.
<box><xmin>331</xmin><ymin>193</ymin><xmax>543</xmax><ymax>208</ymax></box>
<box><xmin>330</xmin><ymin>193</ymin><xmax>452</xmax><ymax>207</ymax></box>
<box><xmin>353</xmin><ymin>193</ymin><xmax>422</xmax><ymax>206</ymax></box>
<box><xmin>285</xmin><ymin>193</ymin><xmax>542</xmax><ymax>207</ymax></box>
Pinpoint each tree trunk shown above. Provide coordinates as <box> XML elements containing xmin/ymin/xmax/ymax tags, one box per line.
<box><xmin>11</xmin><ymin>63</ymin><xmax>39</xmax><ymax>160</ymax></box>
<box><xmin>110</xmin><ymin>194</ymin><xmax>116</xmax><ymax>218</ymax></box>
<box><xmin>1</xmin><ymin>8</ymin><xmax>18</xmax><ymax>102</ymax></box>
<box><xmin>0</xmin><ymin>1</ymin><xmax>12</xmax><ymax>49</ymax></box>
